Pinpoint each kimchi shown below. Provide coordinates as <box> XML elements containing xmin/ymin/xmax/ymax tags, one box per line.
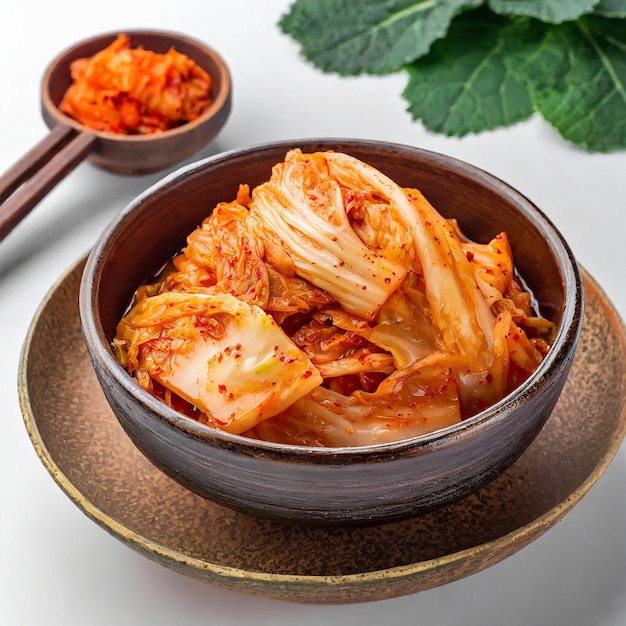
<box><xmin>113</xmin><ymin>149</ymin><xmax>553</xmax><ymax>447</ymax></box>
<box><xmin>60</xmin><ymin>34</ymin><xmax>212</xmax><ymax>134</ymax></box>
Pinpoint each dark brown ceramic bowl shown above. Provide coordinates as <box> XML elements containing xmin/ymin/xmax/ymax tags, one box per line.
<box><xmin>41</xmin><ymin>29</ymin><xmax>232</xmax><ymax>174</ymax></box>
<box><xmin>78</xmin><ymin>139</ymin><xmax>584</xmax><ymax>526</ymax></box>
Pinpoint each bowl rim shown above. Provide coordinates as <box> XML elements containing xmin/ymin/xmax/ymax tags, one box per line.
<box><xmin>79</xmin><ymin>137</ymin><xmax>584</xmax><ymax>460</ymax></box>
<box><xmin>41</xmin><ymin>28</ymin><xmax>232</xmax><ymax>143</ymax></box>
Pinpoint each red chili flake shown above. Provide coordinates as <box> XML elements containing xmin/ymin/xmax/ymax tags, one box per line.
<box><xmin>384</xmin><ymin>277</ymin><xmax>391</xmax><ymax>283</ymax></box>
<box><xmin>218</xmin><ymin>384</ymin><xmax>227</xmax><ymax>393</ymax></box>
<box><xmin>466</xmin><ymin>250</ymin><xmax>475</xmax><ymax>262</ymax></box>
<box><xmin>303</xmin><ymin>370</ymin><xmax>313</xmax><ymax>379</ymax></box>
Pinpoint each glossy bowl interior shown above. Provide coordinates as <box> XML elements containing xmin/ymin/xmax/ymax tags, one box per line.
<box><xmin>79</xmin><ymin>139</ymin><xmax>584</xmax><ymax>526</ymax></box>
<box><xmin>41</xmin><ymin>29</ymin><xmax>232</xmax><ymax>174</ymax></box>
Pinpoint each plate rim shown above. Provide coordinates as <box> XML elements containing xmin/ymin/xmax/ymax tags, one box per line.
<box><xmin>17</xmin><ymin>255</ymin><xmax>626</xmax><ymax>599</ymax></box>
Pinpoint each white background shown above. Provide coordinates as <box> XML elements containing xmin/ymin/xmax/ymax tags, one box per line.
<box><xmin>1</xmin><ymin>1</ymin><xmax>625</xmax><ymax>624</ymax></box>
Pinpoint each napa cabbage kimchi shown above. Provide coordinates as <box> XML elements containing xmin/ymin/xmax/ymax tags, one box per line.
<box><xmin>113</xmin><ymin>149</ymin><xmax>553</xmax><ymax>447</ymax></box>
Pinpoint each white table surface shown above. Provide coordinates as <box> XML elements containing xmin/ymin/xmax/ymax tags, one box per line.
<box><xmin>1</xmin><ymin>1</ymin><xmax>625</xmax><ymax>624</ymax></box>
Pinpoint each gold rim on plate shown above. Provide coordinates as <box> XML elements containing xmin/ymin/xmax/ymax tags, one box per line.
<box><xmin>17</xmin><ymin>256</ymin><xmax>626</xmax><ymax>604</ymax></box>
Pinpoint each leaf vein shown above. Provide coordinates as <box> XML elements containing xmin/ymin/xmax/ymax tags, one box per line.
<box><xmin>377</xmin><ymin>0</ymin><xmax>438</xmax><ymax>31</ymax></box>
<box><xmin>577</xmin><ymin>19</ymin><xmax>626</xmax><ymax>106</ymax></box>
<box><xmin>446</xmin><ymin>55</ymin><xmax>495</xmax><ymax>120</ymax></box>
<box><xmin>324</xmin><ymin>0</ymin><xmax>440</xmax><ymax>52</ymax></box>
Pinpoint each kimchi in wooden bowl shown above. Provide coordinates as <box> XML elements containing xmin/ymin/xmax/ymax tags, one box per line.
<box><xmin>41</xmin><ymin>29</ymin><xmax>232</xmax><ymax>174</ymax></box>
<box><xmin>78</xmin><ymin>139</ymin><xmax>583</xmax><ymax>526</ymax></box>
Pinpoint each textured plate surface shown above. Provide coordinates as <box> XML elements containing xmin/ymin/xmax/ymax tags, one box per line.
<box><xmin>18</xmin><ymin>257</ymin><xmax>626</xmax><ymax>604</ymax></box>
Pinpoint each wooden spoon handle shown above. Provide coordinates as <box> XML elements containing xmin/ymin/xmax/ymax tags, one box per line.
<box><xmin>0</xmin><ymin>125</ymin><xmax>96</xmax><ymax>242</ymax></box>
<box><xmin>0</xmin><ymin>124</ymin><xmax>77</xmax><ymax>205</ymax></box>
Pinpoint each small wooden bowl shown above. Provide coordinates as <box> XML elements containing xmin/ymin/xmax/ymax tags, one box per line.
<box><xmin>0</xmin><ymin>30</ymin><xmax>232</xmax><ymax>242</ymax></box>
<box><xmin>79</xmin><ymin>139</ymin><xmax>584</xmax><ymax>527</ymax></box>
<box><xmin>41</xmin><ymin>29</ymin><xmax>233</xmax><ymax>174</ymax></box>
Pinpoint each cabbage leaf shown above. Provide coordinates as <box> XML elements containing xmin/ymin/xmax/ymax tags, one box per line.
<box><xmin>278</xmin><ymin>0</ymin><xmax>483</xmax><ymax>75</ymax></box>
<box><xmin>280</xmin><ymin>0</ymin><xmax>626</xmax><ymax>151</ymax></box>
<box><xmin>250</xmin><ymin>149</ymin><xmax>408</xmax><ymax>321</ymax></box>
<box><xmin>488</xmin><ymin>0</ymin><xmax>599</xmax><ymax>22</ymax></box>
<box><xmin>114</xmin><ymin>291</ymin><xmax>322</xmax><ymax>434</ymax></box>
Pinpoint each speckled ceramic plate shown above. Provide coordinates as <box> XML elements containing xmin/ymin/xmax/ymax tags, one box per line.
<box><xmin>18</xmin><ymin>257</ymin><xmax>626</xmax><ymax>605</ymax></box>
